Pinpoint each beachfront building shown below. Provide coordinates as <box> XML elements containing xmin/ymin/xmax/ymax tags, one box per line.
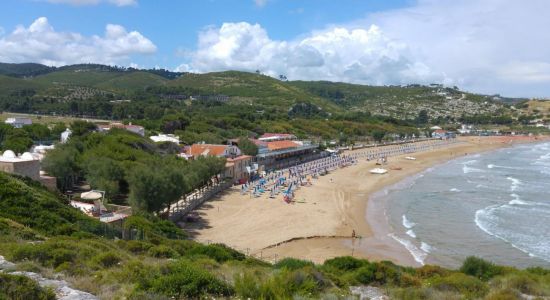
<box><xmin>4</xmin><ymin>117</ymin><xmax>32</xmax><ymax>128</ymax></box>
<box><xmin>251</xmin><ymin>133</ymin><xmax>320</xmax><ymax>171</ymax></box>
<box><xmin>224</xmin><ymin>155</ymin><xmax>256</xmax><ymax>184</ymax></box>
<box><xmin>432</xmin><ymin>129</ymin><xmax>456</xmax><ymax>139</ymax></box>
<box><xmin>97</xmin><ymin>122</ymin><xmax>145</xmax><ymax>136</ymax></box>
<box><xmin>185</xmin><ymin>143</ymin><xmax>242</xmax><ymax>159</ymax></box>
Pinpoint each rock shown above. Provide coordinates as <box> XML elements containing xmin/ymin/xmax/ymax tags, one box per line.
<box><xmin>0</xmin><ymin>255</ymin><xmax>16</xmax><ymax>270</ymax></box>
<box><xmin>8</xmin><ymin>270</ymin><xmax>98</xmax><ymax>300</ymax></box>
<box><xmin>350</xmin><ymin>286</ymin><xmax>389</xmax><ymax>300</ymax></box>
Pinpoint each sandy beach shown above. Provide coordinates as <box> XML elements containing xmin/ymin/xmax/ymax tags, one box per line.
<box><xmin>182</xmin><ymin>136</ymin><xmax>547</xmax><ymax>266</ymax></box>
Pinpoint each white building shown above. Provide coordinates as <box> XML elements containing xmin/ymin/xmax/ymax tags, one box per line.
<box><xmin>5</xmin><ymin>117</ymin><xmax>32</xmax><ymax>128</ymax></box>
<box><xmin>61</xmin><ymin>128</ymin><xmax>72</xmax><ymax>143</ymax></box>
<box><xmin>150</xmin><ymin>134</ymin><xmax>180</xmax><ymax>144</ymax></box>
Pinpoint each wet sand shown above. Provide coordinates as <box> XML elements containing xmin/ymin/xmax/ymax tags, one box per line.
<box><xmin>182</xmin><ymin>136</ymin><xmax>546</xmax><ymax>265</ymax></box>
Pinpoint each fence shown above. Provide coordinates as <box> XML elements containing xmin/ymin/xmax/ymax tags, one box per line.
<box><xmin>168</xmin><ymin>180</ymin><xmax>233</xmax><ymax>222</ymax></box>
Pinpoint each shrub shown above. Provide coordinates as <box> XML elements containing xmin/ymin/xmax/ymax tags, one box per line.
<box><xmin>146</xmin><ymin>261</ymin><xmax>233</xmax><ymax>298</ymax></box>
<box><xmin>275</xmin><ymin>258</ymin><xmax>314</xmax><ymax>270</ymax></box>
<box><xmin>460</xmin><ymin>256</ymin><xmax>503</xmax><ymax>280</ymax></box>
<box><xmin>429</xmin><ymin>273</ymin><xmax>488</xmax><ymax>298</ymax></box>
<box><xmin>416</xmin><ymin>264</ymin><xmax>449</xmax><ymax>279</ymax></box>
<box><xmin>484</xmin><ymin>288</ymin><xmax>521</xmax><ymax>300</ymax></box>
<box><xmin>121</xmin><ymin>240</ymin><xmax>153</xmax><ymax>254</ymax></box>
<box><xmin>323</xmin><ymin>256</ymin><xmax>365</xmax><ymax>272</ymax></box>
<box><xmin>188</xmin><ymin>244</ymin><xmax>245</xmax><ymax>262</ymax></box>
<box><xmin>354</xmin><ymin>264</ymin><xmax>377</xmax><ymax>284</ymax></box>
<box><xmin>92</xmin><ymin>251</ymin><xmax>121</xmax><ymax>268</ymax></box>
<box><xmin>147</xmin><ymin>245</ymin><xmax>178</xmax><ymax>259</ymax></box>
<box><xmin>0</xmin><ymin>273</ymin><xmax>56</xmax><ymax>300</ymax></box>
<box><xmin>234</xmin><ymin>272</ymin><xmax>262</xmax><ymax>299</ymax></box>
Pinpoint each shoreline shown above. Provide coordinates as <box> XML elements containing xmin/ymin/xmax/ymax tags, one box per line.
<box><xmin>182</xmin><ymin>136</ymin><xmax>548</xmax><ymax>265</ymax></box>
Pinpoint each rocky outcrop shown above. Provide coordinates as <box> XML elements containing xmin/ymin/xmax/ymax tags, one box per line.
<box><xmin>0</xmin><ymin>255</ymin><xmax>97</xmax><ymax>300</ymax></box>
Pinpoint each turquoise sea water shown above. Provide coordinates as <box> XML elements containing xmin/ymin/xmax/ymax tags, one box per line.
<box><xmin>376</xmin><ymin>141</ymin><xmax>550</xmax><ymax>268</ymax></box>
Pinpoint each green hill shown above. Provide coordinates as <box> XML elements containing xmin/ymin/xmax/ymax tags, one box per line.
<box><xmin>169</xmin><ymin>71</ymin><xmax>341</xmax><ymax>112</ymax></box>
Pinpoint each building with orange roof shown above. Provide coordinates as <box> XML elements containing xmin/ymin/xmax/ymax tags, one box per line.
<box><xmin>185</xmin><ymin>143</ymin><xmax>241</xmax><ymax>159</ymax></box>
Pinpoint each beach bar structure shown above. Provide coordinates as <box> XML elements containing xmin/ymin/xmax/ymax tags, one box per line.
<box><xmin>251</xmin><ymin>133</ymin><xmax>321</xmax><ymax>171</ymax></box>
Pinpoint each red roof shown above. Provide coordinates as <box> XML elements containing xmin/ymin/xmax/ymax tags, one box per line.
<box><xmin>434</xmin><ymin>129</ymin><xmax>447</xmax><ymax>134</ymax></box>
<box><xmin>267</xmin><ymin>140</ymin><xmax>298</xmax><ymax>151</ymax></box>
<box><xmin>187</xmin><ymin>144</ymin><xmax>228</xmax><ymax>157</ymax></box>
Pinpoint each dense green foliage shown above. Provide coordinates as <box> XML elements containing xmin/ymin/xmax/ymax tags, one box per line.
<box><xmin>0</xmin><ymin>173</ymin><xmax>549</xmax><ymax>299</ymax></box>
<box><xmin>2</xmin><ymin>64</ymin><xmax>535</xmax><ymax>146</ymax></box>
<box><xmin>42</xmin><ymin>125</ymin><xmax>225</xmax><ymax>213</ymax></box>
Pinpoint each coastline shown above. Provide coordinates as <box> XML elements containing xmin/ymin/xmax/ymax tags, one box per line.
<box><xmin>182</xmin><ymin>136</ymin><xmax>547</xmax><ymax>265</ymax></box>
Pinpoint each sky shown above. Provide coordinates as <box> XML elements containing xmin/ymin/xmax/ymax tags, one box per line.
<box><xmin>0</xmin><ymin>0</ymin><xmax>549</xmax><ymax>97</ymax></box>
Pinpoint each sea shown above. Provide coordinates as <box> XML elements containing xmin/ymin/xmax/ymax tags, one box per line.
<box><xmin>374</xmin><ymin>141</ymin><xmax>550</xmax><ymax>268</ymax></box>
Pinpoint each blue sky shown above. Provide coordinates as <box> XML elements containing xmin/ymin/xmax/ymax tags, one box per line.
<box><xmin>0</xmin><ymin>0</ymin><xmax>411</xmax><ymax>68</ymax></box>
<box><xmin>1</xmin><ymin>0</ymin><xmax>550</xmax><ymax>97</ymax></box>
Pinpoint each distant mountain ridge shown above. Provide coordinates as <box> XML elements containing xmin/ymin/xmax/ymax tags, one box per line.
<box><xmin>0</xmin><ymin>62</ymin><xmax>530</xmax><ymax>121</ymax></box>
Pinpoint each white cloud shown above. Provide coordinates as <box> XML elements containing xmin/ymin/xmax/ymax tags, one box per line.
<box><xmin>358</xmin><ymin>0</ymin><xmax>550</xmax><ymax>96</ymax></box>
<box><xmin>180</xmin><ymin>0</ymin><xmax>550</xmax><ymax>97</ymax></box>
<box><xmin>45</xmin><ymin>0</ymin><xmax>137</xmax><ymax>6</ymax></box>
<box><xmin>0</xmin><ymin>17</ymin><xmax>156</xmax><ymax>66</ymax></box>
<box><xmin>179</xmin><ymin>22</ymin><xmax>442</xmax><ymax>86</ymax></box>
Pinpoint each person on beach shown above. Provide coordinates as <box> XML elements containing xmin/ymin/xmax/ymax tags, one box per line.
<box><xmin>352</xmin><ymin>229</ymin><xmax>356</xmax><ymax>238</ymax></box>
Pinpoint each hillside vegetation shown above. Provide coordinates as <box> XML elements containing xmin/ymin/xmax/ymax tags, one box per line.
<box><xmin>0</xmin><ymin>171</ymin><xmax>549</xmax><ymax>299</ymax></box>
<box><xmin>1</xmin><ymin>63</ymin><xmax>547</xmax><ymax>144</ymax></box>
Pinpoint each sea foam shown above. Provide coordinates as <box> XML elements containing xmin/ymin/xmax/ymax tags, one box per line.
<box><xmin>389</xmin><ymin>234</ymin><xmax>427</xmax><ymax>265</ymax></box>
<box><xmin>402</xmin><ymin>215</ymin><xmax>416</xmax><ymax>229</ymax></box>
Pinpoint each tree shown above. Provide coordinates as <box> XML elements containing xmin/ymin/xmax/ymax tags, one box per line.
<box><xmin>1</xmin><ymin>129</ymin><xmax>33</xmax><ymax>153</ymax></box>
<box><xmin>83</xmin><ymin>157</ymin><xmax>125</xmax><ymax>198</ymax></box>
<box><xmin>417</xmin><ymin>110</ymin><xmax>429</xmax><ymax>125</ymax></box>
<box><xmin>42</xmin><ymin>144</ymin><xmax>80</xmax><ymax>191</ymax></box>
<box><xmin>372</xmin><ymin>131</ymin><xmax>386</xmax><ymax>143</ymax></box>
<box><xmin>237</xmin><ymin>137</ymin><xmax>258</xmax><ymax>156</ymax></box>
<box><xmin>127</xmin><ymin>158</ymin><xmax>189</xmax><ymax>214</ymax></box>
<box><xmin>70</xmin><ymin>120</ymin><xmax>97</xmax><ymax>137</ymax></box>
<box><xmin>161</xmin><ymin>114</ymin><xmax>190</xmax><ymax>134</ymax></box>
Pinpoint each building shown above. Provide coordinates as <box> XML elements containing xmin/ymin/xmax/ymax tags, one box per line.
<box><xmin>0</xmin><ymin>150</ymin><xmax>56</xmax><ymax>190</ymax></box>
<box><xmin>251</xmin><ymin>134</ymin><xmax>320</xmax><ymax>170</ymax></box>
<box><xmin>61</xmin><ymin>128</ymin><xmax>72</xmax><ymax>143</ymax></box>
<box><xmin>258</xmin><ymin>133</ymin><xmax>297</xmax><ymax>142</ymax></box>
<box><xmin>185</xmin><ymin>144</ymin><xmax>242</xmax><ymax>159</ymax></box>
<box><xmin>224</xmin><ymin>155</ymin><xmax>255</xmax><ymax>184</ymax></box>
<box><xmin>432</xmin><ymin>129</ymin><xmax>456</xmax><ymax>139</ymax></box>
<box><xmin>4</xmin><ymin>117</ymin><xmax>32</xmax><ymax>128</ymax></box>
<box><xmin>97</xmin><ymin>122</ymin><xmax>145</xmax><ymax>136</ymax></box>
<box><xmin>150</xmin><ymin>134</ymin><xmax>180</xmax><ymax>144</ymax></box>
<box><xmin>0</xmin><ymin>151</ymin><xmax>40</xmax><ymax>180</ymax></box>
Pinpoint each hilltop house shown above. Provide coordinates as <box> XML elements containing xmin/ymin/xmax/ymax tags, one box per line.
<box><xmin>0</xmin><ymin>150</ymin><xmax>56</xmax><ymax>190</ymax></box>
<box><xmin>4</xmin><ymin>117</ymin><xmax>32</xmax><ymax>128</ymax></box>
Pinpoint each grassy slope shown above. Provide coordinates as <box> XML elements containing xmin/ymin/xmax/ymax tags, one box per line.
<box><xmin>169</xmin><ymin>71</ymin><xmax>343</xmax><ymax>113</ymax></box>
<box><xmin>0</xmin><ymin>172</ymin><xmax>549</xmax><ymax>299</ymax></box>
